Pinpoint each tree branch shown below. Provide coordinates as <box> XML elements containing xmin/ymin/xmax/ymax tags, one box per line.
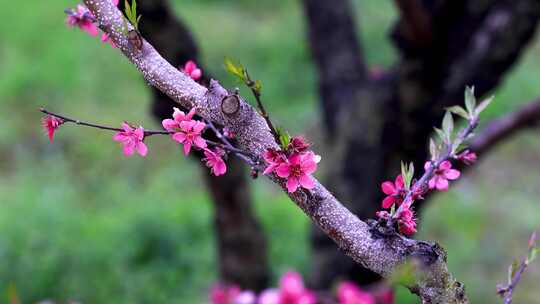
<box><xmin>82</xmin><ymin>1</ymin><xmax>469</xmax><ymax>302</ymax></box>
<box><xmin>470</xmin><ymin>97</ymin><xmax>540</xmax><ymax>155</ymax></box>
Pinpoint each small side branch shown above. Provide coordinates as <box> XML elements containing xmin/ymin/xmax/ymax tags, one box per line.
<box><xmin>470</xmin><ymin>98</ymin><xmax>540</xmax><ymax>155</ymax></box>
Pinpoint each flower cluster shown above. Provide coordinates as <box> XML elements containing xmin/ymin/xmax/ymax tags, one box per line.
<box><xmin>65</xmin><ymin>1</ymin><xmax>119</xmax><ymax>47</ymax></box>
<box><xmin>209</xmin><ymin>271</ymin><xmax>394</xmax><ymax>304</ymax></box>
<box><xmin>375</xmin><ymin>89</ymin><xmax>486</xmax><ymax>236</ymax></box>
<box><xmin>263</xmin><ymin>136</ymin><xmax>321</xmax><ymax>193</ymax></box>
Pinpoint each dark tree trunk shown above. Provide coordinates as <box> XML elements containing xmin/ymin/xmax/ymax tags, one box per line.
<box><xmin>302</xmin><ymin>0</ymin><xmax>540</xmax><ymax>289</ymax></box>
<box><xmin>130</xmin><ymin>0</ymin><xmax>271</xmax><ymax>291</ymax></box>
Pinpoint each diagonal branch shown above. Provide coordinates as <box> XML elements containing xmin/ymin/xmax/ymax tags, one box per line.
<box><xmin>82</xmin><ymin>1</ymin><xmax>469</xmax><ymax>302</ymax></box>
<box><xmin>470</xmin><ymin>97</ymin><xmax>540</xmax><ymax>155</ymax></box>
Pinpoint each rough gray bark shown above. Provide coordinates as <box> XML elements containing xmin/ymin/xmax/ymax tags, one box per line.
<box><xmin>83</xmin><ymin>1</ymin><xmax>470</xmax><ymax>302</ymax></box>
<box><xmin>124</xmin><ymin>0</ymin><xmax>270</xmax><ymax>290</ymax></box>
<box><xmin>302</xmin><ymin>0</ymin><xmax>540</xmax><ymax>288</ymax></box>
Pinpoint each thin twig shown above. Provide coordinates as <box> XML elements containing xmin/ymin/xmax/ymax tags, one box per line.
<box><xmin>40</xmin><ymin>108</ymin><xmax>254</xmax><ymax>158</ymax></box>
<box><xmin>203</xmin><ymin>118</ymin><xmax>261</xmax><ymax>167</ymax></box>
<box><xmin>244</xmin><ymin>70</ymin><xmax>280</xmax><ymax>144</ymax></box>
<box><xmin>390</xmin><ymin>118</ymin><xmax>478</xmax><ymax>225</ymax></box>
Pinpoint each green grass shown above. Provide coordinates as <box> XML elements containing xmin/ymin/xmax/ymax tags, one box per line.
<box><xmin>0</xmin><ymin>0</ymin><xmax>539</xmax><ymax>303</ymax></box>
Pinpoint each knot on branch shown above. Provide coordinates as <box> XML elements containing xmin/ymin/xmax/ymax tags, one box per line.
<box><xmin>221</xmin><ymin>94</ymin><xmax>240</xmax><ymax>116</ymax></box>
<box><xmin>407</xmin><ymin>241</ymin><xmax>445</xmax><ymax>266</ymax></box>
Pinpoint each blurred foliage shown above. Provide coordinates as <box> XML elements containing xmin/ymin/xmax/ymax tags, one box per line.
<box><xmin>0</xmin><ymin>0</ymin><xmax>539</xmax><ymax>303</ymax></box>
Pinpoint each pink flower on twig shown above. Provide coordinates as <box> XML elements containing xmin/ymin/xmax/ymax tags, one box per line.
<box><xmin>66</xmin><ymin>4</ymin><xmax>98</xmax><ymax>36</ymax></box>
<box><xmin>263</xmin><ymin>149</ymin><xmax>287</xmax><ymax>175</ymax></box>
<box><xmin>181</xmin><ymin>60</ymin><xmax>202</xmax><ymax>81</ymax></box>
<box><xmin>112</xmin><ymin>122</ymin><xmax>147</xmax><ymax>157</ymax></box>
<box><xmin>101</xmin><ymin>33</ymin><xmax>117</xmax><ymax>48</ymax></box>
<box><xmin>42</xmin><ymin>115</ymin><xmax>64</xmax><ymax>143</ymax></box>
<box><xmin>203</xmin><ymin>148</ymin><xmax>227</xmax><ymax>176</ymax></box>
<box><xmin>162</xmin><ymin>107</ymin><xmax>197</xmax><ymax>131</ymax></box>
<box><xmin>276</xmin><ymin>152</ymin><xmax>320</xmax><ymax>193</ymax></box>
<box><xmin>456</xmin><ymin>150</ymin><xmax>477</xmax><ymax>165</ymax></box>
<box><xmin>337</xmin><ymin>281</ymin><xmax>375</xmax><ymax>304</ymax></box>
<box><xmin>288</xmin><ymin>136</ymin><xmax>310</xmax><ymax>154</ymax></box>
<box><xmin>397</xmin><ymin>204</ymin><xmax>417</xmax><ymax>236</ymax></box>
<box><xmin>380</xmin><ymin>174</ymin><xmax>405</xmax><ymax>209</ymax></box>
<box><xmin>425</xmin><ymin>160</ymin><xmax>460</xmax><ymax>191</ymax></box>
<box><xmin>172</xmin><ymin>120</ymin><xmax>207</xmax><ymax>155</ymax></box>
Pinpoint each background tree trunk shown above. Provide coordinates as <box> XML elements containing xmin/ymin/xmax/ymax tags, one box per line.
<box><xmin>302</xmin><ymin>0</ymin><xmax>540</xmax><ymax>289</ymax></box>
<box><xmin>129</xmin><ymin>0</ymin><xmax>271</xmax><ymax>291</ymax></box>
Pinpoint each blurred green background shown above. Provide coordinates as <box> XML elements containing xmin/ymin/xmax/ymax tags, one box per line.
<box><xmin>0</xmin><ymin>0</ymin><xmax>539</xmax><ymax>303</ymax></box>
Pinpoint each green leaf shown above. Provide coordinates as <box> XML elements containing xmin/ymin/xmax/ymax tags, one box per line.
<box><xmin>508</xmin><ymin>259</ymin><xmax>520</xmax><ymax>283</ymax></box>
<box><xmin>442</xmin><ymin>111</ymin><xmax>454</xmax><ymax>139</ymax></box>
<box><xmin>429</xmin><ymin>138</ymin><xmax>439</xmax><ymax>160</ymax></box>
<box><xmin>276</xmin><ymin>127</ymin><xmax>290</xmax><ymax>150</ymax></box>
<box><xmin>528</xmin><ymin>247</ymin><xmax>538</xmax><ymax>263</ymax></box>
<box><xmin>434</xmin><ymin>127</ymin><xmax>447</xmax><ymax>144</ymax></box>
<box><xmin>475</xmin><ymin>96</ymin><xmax>494</xmax><ymax>116</ymax></box>
<box><xmin>446</xmin><ymin>106</ymin><xmax>469</xmax><ymax>120</ymax></box>
<box><xmin>452</xmin><ymin>136</ymin><xmax>465</xmax><ymax>154</ymax></box>
<box><xmin>465</xmin><ymin>86</ymin><xmax>476</xmax><ymax>115</ymax></box>
<box><xmin>224</xmin><ymin>57</ymin><xmax>245</xmax><ymax>81</ymax></box>
<box><xmin>400</xmin><ymin>161</ymin><xmax>414</xmax><ymax>190</ymax></box>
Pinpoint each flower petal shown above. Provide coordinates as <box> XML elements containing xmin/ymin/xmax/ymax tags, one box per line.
<box><xmin>162</xmin><ymin>119</ymin><xmax>177</xmax><ymax>131</ymax></box>
<box><xmin>299</xmin><ymin>174</ymin><xmax>315</xmax><ymax>190</ymax></box>
<box><xmin>182</xmin><ymin>142</ymin><xmax>192</xmax><ymax>155</ymax></box>
<box><xmin>381</xmin><ymin>181</ymin><xmax>396</xmax><ymax>195</ymax></box>
<box><xmin>439</xmin><ymin>160</ymin><xmax>452</xmax><ymax>170</ymax></box>
<box><xmin>382</xmin><ymin>196</ymin><xmax>396</xmax><ymax>209</ymax></box>
<box><xmin>444</xmin><ymin>169</ymin><xmax>460</xmax><ymax>180</ymax></box>
<box><xmin>286</xmin><ymin>177</ymin><xmax>299</xmax><ymax>193</ymax></box>
<box><xmin>194</xmin><ymin>136</ymin><xmax>207</xmax><ymax>149</ymax></box>
<box><xmin>137</xmin><ymin>142</ymin><xmax>148</xmax><ymax>157</ymax></box>
<box><xmin>395</xmin><ymin>174</ymin><xmax>404</xmax><ymax>188</ymax></box>
<box><xmin>435</xmin><ymin>177</ymin><xmax>449</xmax><ymax>191</ymax></box>
<box><xmin>276</xmin><ymin>164</ymin><xmax>291</xmax><ymax>178</ymax></box>
<box><xmin>172</xmin><ymin>132</ymin><xmax>186</xmax><ymax>143</ymax></box>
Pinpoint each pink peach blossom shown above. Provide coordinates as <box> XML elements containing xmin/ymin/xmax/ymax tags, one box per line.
<box><xmin>204</xmin><ymin>148</ymin><xmax>227</xmax><ymax>176</ymax></box>
<box><xmin>380</xmin><ymin>175</ymin><xmax>405</xmax><ymax>209</ymax></box>
<box><xmin>66</xmin><ymin>5</ymin><xmax>98</xmax><ymax>36</ymax></box>
<box><xmin>276</xmin><ymin>152</ymin><xmax>319</xmax><ymax>193</ymax></box>
<box><xmin>278</xmin><ymin>271</ymin><xmax>316</xmax><ymax>304</ymax></box>
<box><xmin>288</xmin><ymin>136</ymin><xmax>310</xmax><ymax>154</ymax></box>
<box><xmin>41</xmin><ymin>115</ymin><xmax>64</xmax><ymax>143</ymax></box>
<box><xmin>112</xmin><ymin>122</ymin><xmax>147</xmax><ymax>157</ymax></box>
<box><xmin>172</xmin><ymin>120</ymin><xmax>207</xmax><ymax>155</ymax></box>
<box><xmin>101</xmin><ymin>33</ymin><xmax>117</xmax><ymax>48</ymax></box>
<box><xmin>263</xmin><ymin>149</ymin><xmax>287</xmax><ymax>175</ymax></box>
<box><xmin>258</xmin><ymin>289</ymin><xmax>279</xmax><ymax>304</ymax></box>
<box><xmin>397</xmin><ymin>205</ymin><xmax>417</xmax><ymax>236</ymax></box>
<box><xmin>181</xmin><ymin>60</ymin><xmax>202</xmax><ymax>81</ymax></box>
<box><xmin>209</xmin><ymin>285</ymin><xmax>241</xmax><ymax>304</ymax></box>
<box><xmin>337</xmin><ymin>281</ymin><xmax>375</xmax><ymax>304</ymax></box>
<box><xmin>162</xmin><ymin>107</ymin><xmax>197</xmax><ymax>131</ymax></box>
<box><xmin>425</xmin><ymin>160</ymin><xmax>460</xmax><ymax>191</ymax></box>
<box><xmin>457</xmin><ymin>150</ymin><xmax>477</xmax><ymax>165</ymax></box>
